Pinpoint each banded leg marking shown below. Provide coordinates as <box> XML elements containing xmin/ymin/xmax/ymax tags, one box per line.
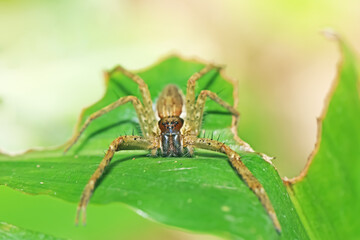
<box><xmin>65</xmin><ymin>96</ymin><xmax>146</xmax><ymax>153</ymax></box>
<box><xmin>184</xmin><ymin>64</ymin><xmax>222</xmax><ymax>133</ymax></box>
<box><xmin>110</xmin><ymin>65</ymin><xmax>158</xmax><ymax>136</ymax></box>
<box><xmin>75</xmin><ymin>135</ymin><xmax>152</xmax><ymax>225</ymax></box>
<box><xmin>192</xmin><ymin>90</ymin><xmax>239</xmax><ymax>135</ymax></box>
<box><xmin>183</xmin><ymin>135</ymin><xmax>281</xmax><ymax>232</ymax></box>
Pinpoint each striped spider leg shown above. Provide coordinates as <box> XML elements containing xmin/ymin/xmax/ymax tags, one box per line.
<box><xmin>65</xmin><ymin>67</ymin><xmax>160</xmax><ymax>225</ymax></box>
<box><xmin>182</xmin><ymin>65</ymin><xmax>281</xmax><ymax>232</ymax></box>
<box><xmin>183</xmin><ymin>64</ymin><xmax>253</xmax><ymax>153</ymax></box>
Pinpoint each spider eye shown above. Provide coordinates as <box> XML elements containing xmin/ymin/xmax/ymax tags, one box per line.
<box><xmin>175</xmin><ymin>121</ymin><xmax>178</xmax><ymax>124</ymax></box>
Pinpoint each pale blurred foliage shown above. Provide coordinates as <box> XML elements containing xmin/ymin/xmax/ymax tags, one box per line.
<box><xmin>0</xmin><ymin>0</ymin><xmax>359</xmax><ymax>239</ymax></box>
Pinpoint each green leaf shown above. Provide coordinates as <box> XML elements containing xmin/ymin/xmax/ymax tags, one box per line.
<box><xmin>285</xmin><ymin>40</ymin><xmax>360</xmax><ymax>239</ymax></box>
<box><xmin>0</xmin><ymin>222</ymin><xmax>63</xmax><ymax>240</ymax></box>
<box><xmin>0</xmin><ymin>56</ymin><xmax>307</xmax><ymax>239</ymax></box>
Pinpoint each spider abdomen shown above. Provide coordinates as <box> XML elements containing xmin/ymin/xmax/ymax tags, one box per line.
<box><xmin>156</xmin><ymin>84</ymin><xmax>183</xmax><ymax>118</ymax></box>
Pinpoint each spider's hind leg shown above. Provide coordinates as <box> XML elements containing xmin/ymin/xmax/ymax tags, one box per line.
<box><xmin>193</xmin><ymin>90</ymin><xmax>239</xmax><ymax>135</ymax></box>
<box><xmin>65</xmin><ymin>96</ymin><xmax>148</xmax><ymax>153</ymax></box>
<box><xmin>183</xmin><ymin>64</ymin><xmax>222</xmax><ymax>134</ymax></box>
<box><xmin>109</xmin><ymin>65</ymin><xmax>158</xmax><ymax>136</ymax></box>
<box><xmin>185</xmin><ymin>88</ymin><xmax>255</xmax><ymax>153</ymax></box>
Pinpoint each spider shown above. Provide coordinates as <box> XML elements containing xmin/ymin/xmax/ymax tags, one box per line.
<box><xmin>64</xmin><ymin>63</ymin><xmax>281</xmax><ymax>232</ymax></box>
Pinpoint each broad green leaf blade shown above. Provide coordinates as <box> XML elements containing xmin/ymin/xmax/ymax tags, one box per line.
<box><xmin>0</xmin><ymin>56</ymin><xmax>307</xmax><ymax>239</ymax></box>
<box><xmin>285</xmin><ymin>40</ymin><xmax>360</xmax><ymax>239</ymax></box>
<box><xmin>0</xmin><ymin>222</ymin><xmax>62</xmax><ymax>240</ymax></box>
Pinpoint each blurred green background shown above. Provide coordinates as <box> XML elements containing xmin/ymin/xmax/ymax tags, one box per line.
<box><xmin>0</xmin><ymin>0</ymin><xmax>359</xmax><ymax>239</ymax></box>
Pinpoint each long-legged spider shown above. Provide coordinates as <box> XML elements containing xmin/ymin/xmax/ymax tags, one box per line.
<box><xmin>65</xmin><ymin>63</ymin><xmax>281</xmax><ymax>232</ymax></box>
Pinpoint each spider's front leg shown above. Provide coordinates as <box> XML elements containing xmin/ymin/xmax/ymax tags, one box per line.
<box><xmin>75</xmin><ymin>135</ymin><xmax>155</xmax><ymax>225</ymax></box>
<box><xmin>183</xmin><ymin>135</ymin><xmax>281</xmax><ymax>232</ymax></box>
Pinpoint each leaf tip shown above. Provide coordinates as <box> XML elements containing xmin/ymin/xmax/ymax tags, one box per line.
<box><xmin>320</xmin><ymin>28</ymin><xmax>340</xmax><ymax>41</ymax></box>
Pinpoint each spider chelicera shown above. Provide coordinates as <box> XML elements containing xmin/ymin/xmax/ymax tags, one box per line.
<box><xmin>64</xmin><ymin>63</ymin><xmax>281</xmax><ymax>232</ymax></box>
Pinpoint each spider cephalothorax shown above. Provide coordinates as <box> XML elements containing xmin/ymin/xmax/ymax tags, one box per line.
<box><xmin>158</xmin><ymin>116</ymin><xmax>184</xmax><ymax>157</ymax></box>
<box><xmin>65</xmin><ymin>63</ymin><xmax>281</xmax><ymax>232</ymax></box>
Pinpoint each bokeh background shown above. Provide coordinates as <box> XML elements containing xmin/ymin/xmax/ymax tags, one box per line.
<box><xmin>1</xmin><ymin>0</ymin><xmax>359</xmax><ymax>239</ymax></box>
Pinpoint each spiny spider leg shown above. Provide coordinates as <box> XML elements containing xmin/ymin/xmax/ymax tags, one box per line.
<box><xmin>184</xmin><ymin>64</ymin><xmax>222</xmax><ymax>133</ymax></box>
<box><xmin>110</xmin><ymin>65</ymin><xmax>158</xmax><ymax>137</ymax></box>
<box><xmin>183</xmin><ymin>135</ymin><xmax>281</xmax><ymax>232</ymax></box>
<box><xmin>193</xmin><ymin>90</ymin><xmax>239</xmax><ymax>136</ymax></box>
<box><xmin>187</xmin><ymin>77</ymin><xmax>256</xmax><ymax>153</ymax></box>
<box><xmin>75</xmin><ymin>135</ymin><xmax>152</xmax><ymax>225</ymax></box>
<box><xmin>65</xmin><ymin>96</ymin><xmax>148</xmax><ymax>153</ymax></box>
